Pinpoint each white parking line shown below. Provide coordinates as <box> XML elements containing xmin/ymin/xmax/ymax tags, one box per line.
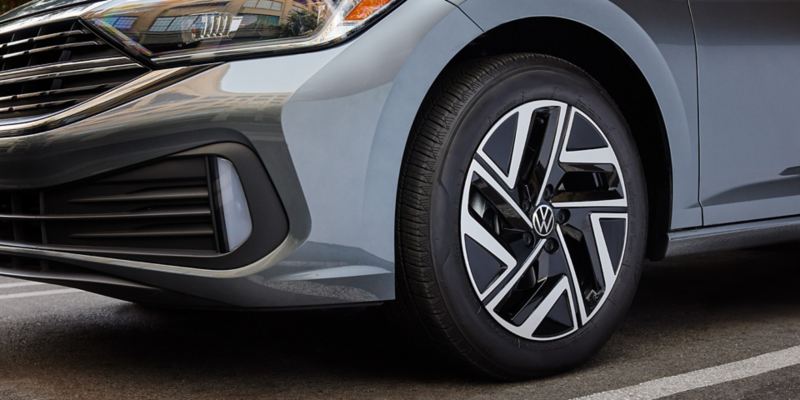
<box><xmin>0</xmin><ymin>288</ymin><xmax>81</xmax><ymax>300</ymax></box>
<box><xmin>574</xmin><ymin>345</ymin><xmax>800</xmax><ymax>400</ymax></box>
<box><xmin>0</xmin><ymin>281</ymin><xmax>45</xmax><ymax>289</ymax></box>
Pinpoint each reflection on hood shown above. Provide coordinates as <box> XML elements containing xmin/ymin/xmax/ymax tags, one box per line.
<box><xmin>0</xmin><ymin>0</ymin><xmax>97</xmax><ymax>23</ymax></box>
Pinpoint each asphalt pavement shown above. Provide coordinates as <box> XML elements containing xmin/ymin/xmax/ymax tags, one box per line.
<box><xmin>2</xmin><ymin>246</ymin><xmax>800</xmax><ymax>399</ymax></box>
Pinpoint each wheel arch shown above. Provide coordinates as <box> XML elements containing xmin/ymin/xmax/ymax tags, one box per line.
<box><xmin>382</xmin><ymin>6</ymin><xmax>698</xmax><ymax>261</ymax></box>
<box><xmin>446</xmin><ymin>17</ymin><xmax>674</xmax><ymax>259</ymax></box>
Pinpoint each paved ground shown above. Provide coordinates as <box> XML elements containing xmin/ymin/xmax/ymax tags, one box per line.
<box><xmin>2</xmin><ymin>246</ymin><xmax>800</xmax><ymax>399</ymax></box>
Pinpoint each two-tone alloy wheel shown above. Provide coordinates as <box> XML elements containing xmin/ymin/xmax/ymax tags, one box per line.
<box><xmin>461</xmin><ymin>101</ymin><xmax>628</xmax><ymax>341</ymax></box>
<box><xmin>397</xmin><ymin>54</ymin><xmax>647</xmax><ymax>379</ymax></box>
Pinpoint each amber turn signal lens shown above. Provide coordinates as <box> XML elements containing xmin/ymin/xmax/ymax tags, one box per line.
<box><xmin>345</xmin><ymin>0</ymin><xmax>393</xmax><ymax>21</ymax></box>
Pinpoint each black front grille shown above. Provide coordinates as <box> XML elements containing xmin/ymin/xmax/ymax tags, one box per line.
<box><xmin>0</xmin><ymin>156</ymin><xmax>224</xmax><ymax>255</ymax></box>
<box><xmin>0</xmin><ymin>18</ymin><xmax>148</xmax><ymax>120</ymax></box>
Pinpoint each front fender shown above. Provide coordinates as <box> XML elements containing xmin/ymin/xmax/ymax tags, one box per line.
<box><xmin>458</xmin><ymin>0</ymin><xmax>701</xmax><ymax>229</ymax></box>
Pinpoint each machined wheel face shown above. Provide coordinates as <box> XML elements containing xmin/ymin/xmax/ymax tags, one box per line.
<box><xmin>460</xmin><ymin>100</ymin><xmax>629</xmax><ymax>342</ymax></box>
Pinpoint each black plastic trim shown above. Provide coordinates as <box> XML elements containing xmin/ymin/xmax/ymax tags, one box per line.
<box><xmin>665</xmin><ymin>215</ymin><xmax>800</xmax><ymax>258</ymax></box>
<box><xmin>0</xmin><ymin>142</ymin><xmax>289</xmax><ymax>270</ymax></box>
<box><xmin>206</xmin><ymin>156</ymin><xmax>227</xmax><ymax>253</ymax></box>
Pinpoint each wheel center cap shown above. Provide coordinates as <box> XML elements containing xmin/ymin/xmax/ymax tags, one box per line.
<box><xmin>532</xmin><ymin>204</ymin><xmax>556</xmax><ymax>237</ymax></box>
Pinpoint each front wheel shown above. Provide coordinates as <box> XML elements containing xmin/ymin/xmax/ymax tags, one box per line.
<box><xmin>396</xmin><ymin>54</ymin><xmax>647</xmax><ymax>379</ymax></box>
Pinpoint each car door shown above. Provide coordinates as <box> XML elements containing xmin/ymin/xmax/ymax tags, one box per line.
<box><xmin>690</xmin><ymin>1</ymin><xmax>800</xmax><ymax>225</ymax></box>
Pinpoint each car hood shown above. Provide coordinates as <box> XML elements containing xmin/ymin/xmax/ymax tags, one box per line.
<box><xmin>0</xmin><ymin>0</ymin><xmax>100</xmax><ymax>24</ymax></box>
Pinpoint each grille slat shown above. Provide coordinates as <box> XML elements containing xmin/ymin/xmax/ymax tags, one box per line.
<box><xmin>0</xmin><ymin>29</ymin><xmax>87</xmax><ymax>51</ymax></box>
<box><xmin>0</xmin><ymin>62</ymin><xmax>141</xmax><ymax>86</ymax></box>
<box><xmin>0</xmin><ymin>99</ymin><xmax>78</xmax><ymax>115</ymax></box>
<box><xmin>71</xmin><ymin>227</ymin><xmax>216</xmax><ymax>240</ymax></box>
<box><xmin>0</xmin><ymin>82</ymin><xmax>115</xmax><ymax>103</ymax></box>
<box><xmin>0</xmin><ymin>207</ymin><xmax>211</xmax><ymax>221</ymax></box>
<box><xmin>0</xmin><ymin>18</ymin><xmax>148</xmax><ymax>120</ymax></box>
<box><xmin>1</xmin><ymin>40</ymin><xmax>102</xmax><ymax>61</ymax></box>
<box><xmin>0</xmin><ymin>57</ymin><xmax>131</xmax><ymax>82</ymax></box>
<box><xmin>71</xmin><ymin>187</ymin><xmax>210</xmax><ymax>204</ymax></box>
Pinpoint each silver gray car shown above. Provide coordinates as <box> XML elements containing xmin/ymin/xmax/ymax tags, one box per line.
<box><xmin>0</xmin><ymin>0</ymin><xmax>794</xmax><ymax>379</ymax></box>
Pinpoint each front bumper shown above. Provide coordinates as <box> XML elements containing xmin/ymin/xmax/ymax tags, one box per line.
<box><xmin>0</xmin><ymin>0</ymin><xmax>472</xmax><ymax>308</ymax></box>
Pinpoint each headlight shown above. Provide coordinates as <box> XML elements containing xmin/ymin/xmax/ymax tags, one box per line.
<box><xmin>84</xmin><ymin>0</ymin><xmax>401</xmax><ymax>65</ymax></box>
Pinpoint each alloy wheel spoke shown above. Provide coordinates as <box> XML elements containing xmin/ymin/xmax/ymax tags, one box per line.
<box><xmin>524</xmin><ymin>105</ymin><xmax>569</xmax><ymax>205</ymax></box>
<box><xmin>558</xmin><ymin>211</ymin><xmax>627</xmax><ymax>322</ymax></box>
<box><xmin>507</xmin><ymin>275</ymin><xmax>577</xmax><ymax>338</ymax></box>
<box><xmin>483</xmin><ymin>240</ymin><xmax>544</xmax><ymax>309</ymax></box>
<box><xmin>477</xmin><ymin>102</ymin><xmax>563</xmax><ymax>191</ymax></box>
<box><xmin>461</xmin><ymin>206</ymin><xmax>519</xmax><ymax>300</ymax></box>
<box><xmin>483</xmin><ymin>241</ymin><xmax>579</xmax><ymax>339</ymax></box>
<box><xmin>549</xmin><ymin>108</ymin><xmax>627</xmax><ymax>209</ymax></box>
<box><xmin>557</xmin><ymin>225</ymin><xmax>591</xmax><ymax>324</ymax></box>
<box><xmin>469</xmin><ymin>161</ymin><xmax>532</xmax><ymax>230</ymax></box>
<box><xmin>560</xmin><ymin>147</ymin><xmax>619</xmax><ymax>166</ymax></box>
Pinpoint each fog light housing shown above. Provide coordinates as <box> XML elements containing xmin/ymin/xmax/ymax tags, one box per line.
<box><xmin>216</xmin><ymin>157</ymin><xmax>252</xmax><ymax>252</ymax></box>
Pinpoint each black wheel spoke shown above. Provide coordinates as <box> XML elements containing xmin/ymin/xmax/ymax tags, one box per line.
<box><xmin>557</xmin><ymin>211</ymin><xmax>626</xmax><ymax>322</ymax></box>
<box><xmin>469</xmin><ymin>160</ymin><xmax>532</xmax><ymax>231</ymax></box>
<box><xmin>485</xmin><ymin>239</ymin><xmax>586</xmax><ymax>338</ymax></box>
<box><xmin>551</xmin><ymin>109</ymin><xmax>627</xmax><ymax>209</ymax></box>
<box><xmin>518</xmin><ymin>105</ymin><xmax>569</xmax><ymax>205</ymax></box>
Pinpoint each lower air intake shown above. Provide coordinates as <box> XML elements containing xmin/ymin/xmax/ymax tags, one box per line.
<box><xmin>0</xmin><ymin>155</ymin><xmax>240</xmax><ymax>255</ymax></box>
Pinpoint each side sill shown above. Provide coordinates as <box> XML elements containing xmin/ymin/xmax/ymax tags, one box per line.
<box><xmin>664</xmin><ymin>215</ymin><xmax>800</xmax><ymax>258</ymax></box>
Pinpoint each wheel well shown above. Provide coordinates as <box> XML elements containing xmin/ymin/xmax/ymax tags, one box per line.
<box><xmin>439</xmin><ymin>17</ymin><xmax>672</xmax><ymax>260</ymax></box>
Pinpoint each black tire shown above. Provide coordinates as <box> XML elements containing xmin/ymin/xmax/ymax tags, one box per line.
<box><xmin>396</xmin><ymin>54</ymin><xmax>647</xmax><ymax>380</ymax></box>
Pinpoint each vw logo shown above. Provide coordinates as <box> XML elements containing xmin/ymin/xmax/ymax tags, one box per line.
<box><xmin>532</xmin><ymin>204</ymin><xmax>555</xmax><ymax>237</ymax></box>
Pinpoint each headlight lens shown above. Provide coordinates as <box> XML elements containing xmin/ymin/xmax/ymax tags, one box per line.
<box><xmin>84</xmin><ymin>0</ymin><xmax>399</xmax><ymax>65</ymax></box>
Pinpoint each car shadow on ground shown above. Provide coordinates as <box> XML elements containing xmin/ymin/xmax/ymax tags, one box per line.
<box><xmin>4</xmin><ymin>246</ymin><xmax>800</xmax><ymax>399</ymax></box>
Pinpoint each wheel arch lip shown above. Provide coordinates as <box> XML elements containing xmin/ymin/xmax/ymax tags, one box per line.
<box><xmin>376</xmin><ymin>0</ymin><xmax>700</xmax><ymax>244</ymax></box>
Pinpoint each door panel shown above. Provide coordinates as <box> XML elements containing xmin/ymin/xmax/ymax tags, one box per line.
<box><xmin>691</xmin><ymin>1</ymin><xmax>800</xmax><ymax>225</ymax></box>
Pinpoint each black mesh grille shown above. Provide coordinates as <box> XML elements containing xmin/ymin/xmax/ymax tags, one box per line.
<box><xmin>0</xmin><ymin>156</ymin><xmax>224</xmax><ymax>255</ymax></box>
<box><xmin>0</xmin><ymin>18</ymin><xmax>148</xmax><ymax>120</ymax></box>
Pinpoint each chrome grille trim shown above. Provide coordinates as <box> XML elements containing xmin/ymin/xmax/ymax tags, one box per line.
<box><xmin>0</xmin><ymin>56</ymin><xmax>130</xmax><ymax>82</ymax></box>
<box><xmin>0</xmin><ymin>62</ymin><xmax>141</xmax><ymax>86</ymax></box>
<box><xmin>0</xmin><ymin>66</ymin><xmax>207</xmax><ymax>137</ymax></box>
<box><xmin>0</xmin><ymin>4</ymin><xmax>100</xmax><ymax>36</ymax></box>
<box><xmin>1</xmin><ymin>29</ymin><xmax>86</xmax><ymax>50</ymax></box>
<box><xmin>0</xmin><ymin>83</ymin><xmax>116</xmax><ymax>103</ymax></box>
<box><xmin>1</xmin><ymin>39</ymin><xmax>102</xmax><ymax>61</ymax></box>
<box><xmin>0</xmin><ymin>16</ymin><xmax>148</xmax><ymax>121</ymax></box>
<box><xmin>0</xmin><ymin>7</ymin><xmax>209</xmax><ymax>137</ymax></box>
<box><xmin>0</xmin><ymin>99</ymin><xmax>77</xmax><ymax>114</ymax></box>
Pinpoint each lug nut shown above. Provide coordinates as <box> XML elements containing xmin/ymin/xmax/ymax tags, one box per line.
<box><xmin>544</xmin><ymin>238</ymin><xmax>559</xmax><ymax>253</ymax></box>
<box><xmin>523</xmin><ymin>232</ymin><xmax>534</xmax><ymax>246</ymax></box>
<box><xmin>557</xmin><ymin>209</ymin><xmax>570</xmax><ymax>224</ymax></box>
<box><xmin>543</xmin><ymin>185</ymin><xmax>554</xmax><ymax>200</ymax></box>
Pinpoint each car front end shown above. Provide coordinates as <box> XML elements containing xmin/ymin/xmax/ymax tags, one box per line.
<box><xmin>0</xmin><ymin>0</ymin><xmax>468</xmax><ymax>309</ymax></box>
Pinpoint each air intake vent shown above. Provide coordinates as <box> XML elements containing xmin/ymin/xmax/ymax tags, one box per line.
<box><xmin>0</xmin><ymin>156</ymin><xmax>226</xmax><ymax>255</ymax></box>
<box><xmin>0</xmin><ymin>18</ymin><xmax>148</xmax><ymax>120</ymax></box>
<box><xmin>0</xmin><ymin>144</ymin><xmax>287</xmax><ymax>270</ymax></box>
